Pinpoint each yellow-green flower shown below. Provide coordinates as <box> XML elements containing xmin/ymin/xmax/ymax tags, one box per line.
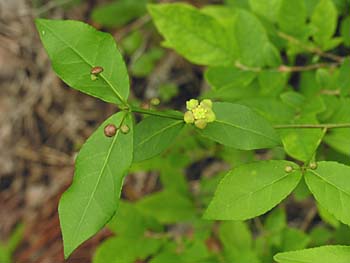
<box><xmin>184</xmin><ymin>99</ymin><xmax>216</xmax><ymax>129</ymax></box>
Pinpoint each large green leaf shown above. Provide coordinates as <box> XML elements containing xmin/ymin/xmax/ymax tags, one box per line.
<box><xmin>133</xmin><ymin>116</ymin><xmax>184</xmax><ymax>162</ymax></box>
<box><xmin>305</xmin><ymin>161</ymin><xmax>350</xmax><ymax>226</ymax></box>
<box><xmin>35</xmin><ymin>19</ymin><xmax>129</xmax><ymax>105</ymax></box>
<box><xmin>274</xmin><ymin>245</ymin><xmax>350</xmax><ymax>263</ymax></box>
<box><xmin>148</xmin><ymin>3</ymin><xmax>233</xmax><ymax>66</ymax></box>
<box><xmin>235</xmin><ymin>9</ymin><xmax>275</xmax><ymax>67</ymax></box>
<box><xmin>200</xmin><ymin>102</ymin><xmax>280</xmax><ymax>150</ymax></box>
<box><xmin>278</xmin><ymin>0</ymin><xmax>307</xmax><ymax>38</ymax></box>
<box><xmin>249</xmin><ymin>0</ymin><xmax>281</xmax><ymax>22</ymax></box>
<box><xmin>59</xmin><ymin>112</ymin><xmax>133</xmax><ymax>258</ymax></box>
<box><xmin>310</xmin><ymin>0</ymin><xmax>337</xmax><ymax>49</ymax></box>
<box><xmin>91</xmin><ymin>0</ymin><xmax>147</xmax><ymax>27</ymax></box>
<box><xmin>204</xmin><ymin>160</ymin><xmax>302</xmax><ymax>220</ymax></box>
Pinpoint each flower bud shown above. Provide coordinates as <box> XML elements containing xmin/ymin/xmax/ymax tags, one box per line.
<box><xmin>200</xmin><ymin>99</ymin><xmax>213</xmax><ymax>109</ymax></box>
<box><xmin>205</xmin><ymin>109</ymin><xmax>216</xmax><ymax>122</ymax></box>
<box><xmin>186</xmin><ymin>99</ymin><xmax>199</xmax><ymax>110</ymax></box>
<box><xmin>184</xmin><ymin>111</ymin><xmax>195</xmax><ymax>124</ymax></box>
<box><xmin>104</xmin><ymin>124</ymin><xmax>117</xmax><ymax>137</ymax></box>
<box><xmin>192</xmin><ymin>105</ymin><xmax>207</xmax><ymax>120</ymax></box>
<box><xmin>195</xmin><ymin>119</ymin><xmax>207</xmax><ymax>129</ymax></box>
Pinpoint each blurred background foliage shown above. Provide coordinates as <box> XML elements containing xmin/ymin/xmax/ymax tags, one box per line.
<box><xmin>1</xmin><ymin>0</ymin><xmax>350</xmax><ymax>262</ymax></box>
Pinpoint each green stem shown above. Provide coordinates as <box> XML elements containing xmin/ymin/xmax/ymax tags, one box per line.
<box><xmin>273</xmin><ymin>123</ymin><xmax>350</xmax><ymax>129</ymax></box>
<box><xmin>130</xmin><ymin>106</ymin><xmax>183</xmax><ymax>120</ymax></box>
<box><xmin>129</xmin><ymin>107</ymin><xmax>350</xmax><ymax>129</ymax></box>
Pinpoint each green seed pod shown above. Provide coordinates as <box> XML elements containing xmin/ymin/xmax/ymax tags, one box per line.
<box><xmin>284</xmin><ymin>165</ymin><xmax>293</xmax><ymax>173</ymax></box>
<box><xmin>195</xmin><ymin>119</ymin><xmax>207</xmax><ymax>129</ymax></box>
<box><xmin>184</xmin><ymin>111</ymin><xmax>195</xmax><ymax>124</ymax></box>
<box><xmin>309</xmin><ymin>162</ymin><xmax>318</xmax><ymax>170</ymax></box>
<box><xmin>104</xmin><ymin>124</ymin><xmax>117</xmax><ymax>137</ymax></box>
<box><xmin>120</xmin><ymin>124</ymin><xmax>130</xmax><ymax>134</ymax></box>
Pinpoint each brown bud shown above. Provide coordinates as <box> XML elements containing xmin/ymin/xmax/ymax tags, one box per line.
<box><xmin>104</xmin><ymin>124</ymin><xmax>117</xmax><ymax>137</ymax></box>
<box><xmin>91</xmin><ymin>66</ymin><xmax>104</xmax><ymax>74</ymax></box>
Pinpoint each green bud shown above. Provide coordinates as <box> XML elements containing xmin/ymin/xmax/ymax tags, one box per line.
<box><xmin>285</xmin><ymin>165</ymin><xmax>293</xmax><ymax>173</ymax></box>
<box><xmin>205</xmin><ymin>109</ymin><xmax>216</xmax><ymax>122</ymax></box>
<box><xmin>309</xmin><ymin>162</ymin><xmax>318</xmax><ymax>170</ymax></box>
<box><xmin>200</xmin><ymin>99</ymin><xmax>213</xmax><ymax>109</ymax></box>
<box><xmin>195</xmin><ymin>119</ymin><xmax>207</xmax><ymax>129</ymax></box>
<box><xmin>150</xmin><ymin>98</ymin><xmax>160</xmax><ymax>106</ymax></box>
<box><xmin>90</xmin><ymin>74</ymin><xmax>97</xmax><ymax>81</ymax></box>
<box><xmin>120</xmin><ymin>124</ymin><xmax>130</xmax><ymax>134</ymax></box>
<box><xmin>184</xmin><ymin>111</ymin><xmax>195</xmax><ymax>124</ymax></box>
<box><xmin>186</xmin><ymin>99</ymin><xmax>199</xmax><ymax>110</ymax></box>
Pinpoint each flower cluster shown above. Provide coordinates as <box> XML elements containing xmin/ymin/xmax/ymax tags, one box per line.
<box><xmin>184</xmin><ymin>99</ymin><xmax>216</xmax><ymax>129</ymax></box>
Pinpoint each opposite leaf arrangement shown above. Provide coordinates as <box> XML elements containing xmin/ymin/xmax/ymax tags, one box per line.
<box><xmin>36</xmin><ymin>1</ymin><xmax>350</xmax><ymax>262</ymax></box>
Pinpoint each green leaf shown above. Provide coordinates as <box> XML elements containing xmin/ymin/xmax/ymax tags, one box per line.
<box><xmin>148</xmin><ymin>3</ymin><xmax>233</xmax><ymax>66</ymax></box>
<box><xmin>279</xmin><ymin>117</ymin><xmax>326</xmax><ymax>162</ymax></box>
<box><xmin>309</xmin><ymin>226</ymin><xmax>333</xmax><ymax>247</ymax></box>
<box><xmin>133</xmin><ymin>116</ymin><xmax>184</xmax><ymax>162</ymax></box>
<box><xmin>258</xmin><ymin>71</ymin><xmax>287</xmax><ymax>96</ymax></box>
<box><xmin>317</xmin><ymin>203</ymin><xmax>340</xmax><ymax>228</ymax></box>
<box><xmin>280</xmin><ymin>227</ymin><xmax>310</xmax><ymax>251</ymax></box>
<box><xmin>219</xmin><ymin>221</ymin><xmax>252</xmax><ymax>251</ymax></box>
<box><xmin>278</xmin><ymin>0</ymin><xmax>307</xmax><ymax>38</ymax></box>
<box><xmin>305</xmin><ymin>161</ymin><xmax>350</xmax><ymax>226</ymax></box>
<box><xmin>200</xmin><ymin>102</ymin><xmax>280</xmax><ymax>150</ymax></box>
<box><xmin>93</xmin><ymin>236</ymin><xmax>162</xmax><ymax>263</ymax></box>
<box><xmin>205</xmin><ymin>66</ymin><xmax>256</xmax><ymax>90</ymax></box>
<box><xmin>107</xmin><ymin>201</ymin><xmax>162</xmax><ymax>237</ymax></box>
<box><xmin>35</xmin><ymin>19</ymin><xmax>129</xmax><ymax>105</ymax></box>
<box><xmin>59</xmin><ymin>112</ymin><xmax>133</xmax><ymax>258</ymax></box>
<box><xmin>91</xmin><ymin>0</ymin><xmax>147</xmax><ymax>28</ymax></box>
<box><xmin>341</xmin><ymin>16</ymin><xmax>350</xmax><ymax>47</ymax></box>
<box><xmin>204</xmin><ymin>160</ymin><xmax>302</xmax><ymax>220</ymax></box>
<box><xmin>323</xmin><ymin>99</ymin><xmax>350</xmax><ymax>155</ymax></box>
<box><xmin>338</xmin><ymin>58</ymin><xmax>350</xmax><ymax>96</ymax></box>
<box><xmin>235</xmin><ymin>9</ymin><xmax>273</xmax><ymax>66</ymax></box>
<box><xmin>265</xmin><ymin>207</ymin><xmax>286</xmax><ymax>233</ymax></box>
<box><xmin>310</xmin><ymin>0</ymin><xmax>337</xmax><ymax>49</ymax></box>
<box><xmin>136</xmin><ymin>190</ymin><xmax>196</xmax><ymax>223</ymax></box>
<box><xmin>274</xmin><ymin>245</ymin><xmax>350</xmax><ymax>263</ymax></box>
<box><xmin>249</xmin><ymin>0</ymin><xmax>282</xmax><ymax>22</ymax></box>
<box><xmin>130</xmin><ymin>47</ymin><xmax>165</xmax><ymax>77</ymax></box>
